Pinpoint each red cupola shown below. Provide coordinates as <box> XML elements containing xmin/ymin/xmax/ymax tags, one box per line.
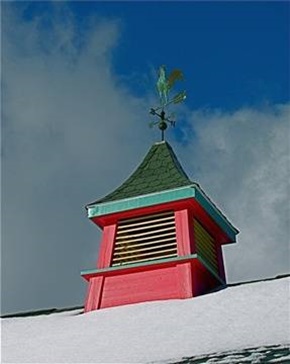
<box><xmin>81</xmin><ymin>141</ymin><xmax>238</xmax><ymax>312</ymax></box>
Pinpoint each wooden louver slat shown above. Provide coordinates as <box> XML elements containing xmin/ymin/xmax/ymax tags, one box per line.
<box><xmin>119</xmin><ymin>211</ymin><xmax>173</xmax><ymax>224</ymax></box>
<box><xmin>116</xmin><ymin>226</ymin><xmax>175</xmax><ymax>239</ymax></box>
<box><xmin>117</xmin><ymin>215</ymin><xmax>174</xmax><ymax>229</ymax></box>
<box><xmin>194</xmin><ymin>219</ymin><xmax>219</xmax><ymax>275</ymax></box>
<box><xmin>113</xmin><ymin>247</ymin><xmax>177</xmax><ymax>261</ymax></box>
<box><xmin>111</xmin><ymin>211</ymin><xmax>177</xmax><ymax>267</ymax></box>
<box><xmin>117</xmin><ymin>253</ymin><xmax>177</xmax><ymax>265</ymax></box>
<box><xmin>117</xmin><ymin>219</ymin><xmax>174</xmax><ymax>234</ymax></box>
<box><xmin>114</xmin><ymin>242</ymin><xmax>177</xmax><ymax>255</ymax></box>
<box><xmin>114</xmin><ymin>235</ymin><xmax>176</xmax><ymax>250</ymax></box>
<box><xmin>115</xmin><ymin>231</ymin><xmax>176</xmax><ymax>246</ymax></box>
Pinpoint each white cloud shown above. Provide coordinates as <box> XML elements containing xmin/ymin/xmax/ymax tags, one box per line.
<box><xmin>176</xmin><ymin>104</ymin><xmax>290</xmax><ymax>282</ymax></box>
<box><xmin>2</xmin><ymin>3</ymin><xmax>152</xmax><ymax>314</ymax></box>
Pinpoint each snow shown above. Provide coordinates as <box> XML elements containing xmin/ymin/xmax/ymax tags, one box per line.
<box><xmin>2</xmin><ymin>277</ymin><xmax>290</xmax><ymax>363</ymax></box>
<box><xmin>174</xmin><ymin>345</ymin><xmax>290</xmax><ymax>363</ymax></box>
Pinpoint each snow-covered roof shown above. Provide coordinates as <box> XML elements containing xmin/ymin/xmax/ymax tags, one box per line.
<box><xmin>2</xmin><ymin>276</ymin><xmax>289</xmax><ymax>363</ymax></box>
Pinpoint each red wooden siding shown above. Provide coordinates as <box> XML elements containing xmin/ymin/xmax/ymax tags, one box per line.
<box><xmin>83</xmin><ymin>197</ymin><xmax>231</xmax><ymax>312</ymax></box>
<box><xmin>83</xmin><ymin>256</ymin><xmax>223</xmax><ymax>312</ymax></box>
<box><xmin>177</xmin><ymin>262</ymin><xmax>194</xmax><ymax>298</ymax></box>
<box><xmin>192</xmin><ymin>259</ymin><xmax>222</xmax><ymax>296</ymax></box>
<box><xmin>216</xmin><ymin>243</ymin><xmax>226</xmax><ymax>282</ymax></box>
<box><xmin>84</xmin><ymin>276</ymin><xmax>104</xmax><ymax>312</ymax></box>
<box><xmin>96</xmin><ymin>223</ymin><xmax>117</xmax><ymax>269</ymax></box>
<box><xmin>175</xmin><ymin>209</ymin><xmax>195</xmax><ymax>256</ymax></box>
<box><xmin>84</xmin><ymin>260</ymin><xmax>198</xmax><ymax>311</ymax></box>
<box><xmin>100</xmin><ymin>265</ymin><xmax>180</xmax><ymax>308</ymax></box>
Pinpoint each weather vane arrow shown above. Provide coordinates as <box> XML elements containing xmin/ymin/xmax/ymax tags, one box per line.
<box><xmin>149</xmin><ymin>65</ymin><xmax>187</xmax><ymax>141</ymax></box>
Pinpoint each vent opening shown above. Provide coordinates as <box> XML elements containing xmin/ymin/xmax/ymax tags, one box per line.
<box><xmin>194</xmin><ymin>219</ymin><xmax>218</xmax><ymax>275</ymax></box>
<box><xmin>111</xmin><ymin>211</ymin><xmax>177</xmax><ymax>266</ymax></box>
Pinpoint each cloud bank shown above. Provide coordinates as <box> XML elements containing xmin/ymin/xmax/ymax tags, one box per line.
<box><xmin>2</xmin><ymin>3</ymin><xmax>289</xmax><ymax>313</ymax></box>
<box><xmin>176</xmin><ymin>105</ymin><xmax>290</xmax><ymax>282</ymax></box>
<box><xmin>2</xmin><ymin>4</ymin><xmax>152</xmax><ymax>314</ymax></box>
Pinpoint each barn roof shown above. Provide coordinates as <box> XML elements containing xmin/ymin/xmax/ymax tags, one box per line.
<box><xmin>87</xmin><ymin>141</ymin><xmax>194</xmax><ymax>206</ymax></box>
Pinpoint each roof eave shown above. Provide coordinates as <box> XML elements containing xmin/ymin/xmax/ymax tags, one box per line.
<box><xmin>87</xmin><ymin>184</ymin><xmax>238</xmax><ymax>242</ymax></box>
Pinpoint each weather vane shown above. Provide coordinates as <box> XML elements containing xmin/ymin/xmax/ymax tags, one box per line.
<box><xmin>149</xmin><ymin>65</ymin><xmax>186</xmax><ymax>141</ymax></box>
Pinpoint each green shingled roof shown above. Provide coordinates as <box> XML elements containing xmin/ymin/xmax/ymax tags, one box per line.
<box><xmin>88</xmin><ymin>141</ymin><xmax>194</xmax><ymax>206</ymax></box>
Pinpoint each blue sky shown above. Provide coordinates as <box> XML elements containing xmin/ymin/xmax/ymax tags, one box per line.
<box><xmin>22</xmin><ymin>1</ymin><xmax>289</xmax><ymax>109</ymax></box>
<box><xmin>2</xmin><ymin>1</ymin><xmax>289</xmax><ymax>314</ymax></box>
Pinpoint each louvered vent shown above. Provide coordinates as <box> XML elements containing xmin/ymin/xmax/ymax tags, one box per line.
<box><xmin>194</xmin><ymin>219</ymin><xmax>218</xmax><ymax>275</ymax></box>
<box><xmin>111</xmin><ymin>211</ymin><xmax>177</xmax><ymax>267</ymax></box>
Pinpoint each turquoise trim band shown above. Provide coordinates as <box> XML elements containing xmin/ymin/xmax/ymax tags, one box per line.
<box><xmin>87</xmin><ymin>185</ymin><xmax>238</xmax><ymax>241</ymax></box>
<box><xmin>194</xmin><ymin>186</ymin><xmax>238</xmax><ymax>241</ymax></box>
<box><xmin>81</xmin><ymin>254</ymin><xmax>198</xmax><ymax>277</ymax></box>
<box><xmin>88</xmin><ymin>186</ymin><xmax>194</xmax><ymax>218</ymax></box>
<box><xmin>81</xmin><ymin>253</ymin><xmax>225</xmax><ymax>286</ymax></box>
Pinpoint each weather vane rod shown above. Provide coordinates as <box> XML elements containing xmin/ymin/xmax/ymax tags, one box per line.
<box><xmin>149</xmin><ymin>65</ymin><xmax>186</xmax><ymax>141</ymax></box>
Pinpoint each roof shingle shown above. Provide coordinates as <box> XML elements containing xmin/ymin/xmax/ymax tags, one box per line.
<box><xmin>87</xmin><ymin>141</ymin><xmax>194</xmax><ymax>206</ymax></box>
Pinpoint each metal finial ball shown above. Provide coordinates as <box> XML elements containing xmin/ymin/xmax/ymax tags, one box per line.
<box><xmin>158</xmin><ymin>121</ymin><xmax>167</xmax><ymax>131</ymax></box>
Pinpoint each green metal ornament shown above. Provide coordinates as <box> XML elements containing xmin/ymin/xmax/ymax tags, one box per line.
<box><xmin>150</xmin><ymin>65</ymin><xmax>186</xmax><ymax>141</ymax></box>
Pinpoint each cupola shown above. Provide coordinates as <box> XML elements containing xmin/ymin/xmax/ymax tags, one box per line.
<box><xmin>81</xmin><ymin>141</ymin><xmax>238</xmax><ymax>311</ymax></box>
